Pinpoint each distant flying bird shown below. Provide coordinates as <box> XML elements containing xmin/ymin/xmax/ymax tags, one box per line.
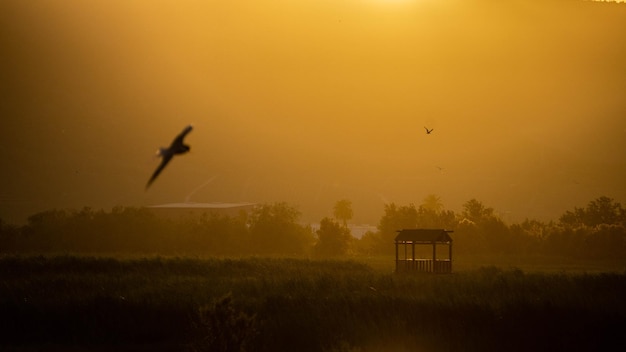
<box><xmin>424</xmin><ymin>126</ymin><xmax>433</xmax><ymax>134</ymax></box>
<box><xmin>146</xmin><ymin>125</ymin><xmax>193</xmax><ymax>189</ymax></box>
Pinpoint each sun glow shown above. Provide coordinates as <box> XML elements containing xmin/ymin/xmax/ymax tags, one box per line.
<box><xmin>1</xmin><ymin>0</ymin><xmax>625</xmax><ymax>226</ymax></box>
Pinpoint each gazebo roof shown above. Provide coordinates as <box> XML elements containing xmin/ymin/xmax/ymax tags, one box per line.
<box><xmin>395</xmin><ymin>229</ymin><xmax>453</xmax><ymax>243</ymax></box>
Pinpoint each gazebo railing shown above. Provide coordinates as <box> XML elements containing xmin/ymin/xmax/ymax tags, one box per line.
<box><xmin>395</xmin><ymin>259</ymin><xmax>452</xmax><ymax>273</ymax></box>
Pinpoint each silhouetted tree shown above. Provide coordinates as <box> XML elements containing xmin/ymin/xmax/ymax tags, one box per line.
<box><xmin>461</xmin><ymin>198</ymin><xmax>495</xmax><ymax>223</ymax></box>
<box><xmin>247</xmin><ymin>202</ymin><xmax>314</xmax><ymax>255</ymax></box>
<box><xmin>517</xmin><ymin>219</ymin><xmax>550</xmax><ymax>240</ymax></box>
<box><xmin>181</xmin><ymin>212</ymin><xmax>249</xmax><ymax>255</ymax></box>
<box><xmin>453</xmin><ymin>217</ymin><xmax>488</xmax><ymax>255</ymax></box>
<box><xmin>378</xmin><ymin>203</ymin><xmax>418</xmax><ymax>239</ymax></box>
<box><xmin>508</xmin><ymin>219</ymin><xmax>548</xmax><ymax>254</ymax></box>
<box><xmin>333</xmin><ymin>199</ymin><xmax>353</xmax><ymax>227</ymax></box>
<box><xmin>0</xmin><ymin>218</ymin><xmax>19</xmax><ymax>252</ymax></box>
<box><xmin>417</xmin><ymin>195</ymin><xmax>456</xmax><ymax>229</ymax></box>
<box><xmin>584</xmin><ymin>224</ymin><xmax>626</xmax><ymax>261</ymax></box>
<box><xmin>481</xmin><ymin>216</ymin><xmax>513</xmax><ymax>254</ymax></box>
<box><xmin>373</xmin><ymin>203</ymin><xmax>419</xmax><ymax>253</ymax></box>
<box><xmin>353</xmin><ymin>230</ymin><xmax>382</xmax><ymax>256</ymax></box>
<box><xmin>417</xmin><ymin>207</ymin><xmax>456</xmax><ymax>229</ymax></box>
<box><xmin>455</xmin><ymin>199</ymin><xmax>514</xmax><ymax>254</ymax></box>
<box><xmin>583</xmin><ymin>196</ymin><xmax>625</xmax><ymax>226</ymax></box>
<box><xmin>314</xmin><ymin>217</ymin><xmax>352</xmax><ymax>257</ymax></box>
<box><xmin>559</xmin><ymin>207</ymin><xmax>586</xmax><ymax>227</ymax></box>
<box><xmin>560</xmin><ymin>196</ymin><xmax>625</xmax><ymax>227</ymax></box>
<box><xmin>421</xmin><ymin>194</ymin><xmax>444</xmax><ymax>213</ymax></box>
<box><xmin>554</xmin><ymin>197</ymin><xmax>626</xmax><ymax>261</ymax></box>
<box><xmin>22</xmin><ymin>209</ymin><xmax>70</xmax><ymax>251</ymax></box>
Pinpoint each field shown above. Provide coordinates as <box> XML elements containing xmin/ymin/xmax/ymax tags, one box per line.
<box><xmin>1</xmin><ymin>255</ymin><xmax>626</xmax><ymax>351</ymax></box>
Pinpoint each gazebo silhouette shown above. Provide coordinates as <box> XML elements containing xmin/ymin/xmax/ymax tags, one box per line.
<box><xmin>394</xmin><ymin>229</ymin><xmax>453</xmax><ymax>273</ymax></box>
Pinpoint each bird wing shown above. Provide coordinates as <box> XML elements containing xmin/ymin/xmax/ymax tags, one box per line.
<box><xmin>146</xmin><ymin>154</ymin><xmax>174</xmax><ymax>189</ymax></box>
<box><xmin>170</xmin><ymin>125</ymin><xmax>193</xmax><ymax>149</ymax></box>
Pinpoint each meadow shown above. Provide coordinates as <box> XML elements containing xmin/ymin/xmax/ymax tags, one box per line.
<box><xmin>1</xmin><ymin>255</ymin><xmax>626</xmax><ymax>351</ymax></box>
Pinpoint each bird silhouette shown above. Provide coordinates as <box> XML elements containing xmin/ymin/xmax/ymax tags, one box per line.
<box><xmin>424</xmin><ymin>126</ymin><xmax>434</xmax><ymax>134</ymax></box>
<box><xmin>146</xmin><ymin>125</ymin><xmax>193</xmax><ymax>189</ymax></box>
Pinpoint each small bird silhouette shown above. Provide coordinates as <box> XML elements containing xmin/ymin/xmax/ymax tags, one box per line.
<box><xmin>146</xmin><ymin>125</ymin><xmax>193</xmax><ymax>189</ymax></box>
<box><xmin>424</xmin><ymin>126</ymin><xmax>434</xmax><ymax>134</ymax></box>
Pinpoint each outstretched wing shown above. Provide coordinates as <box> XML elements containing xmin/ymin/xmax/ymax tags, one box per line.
<box><xmin>170</xmin><ymin>125</ymin><xmax>193</xmax><ymax>149</ymax></box>
<box><xmin>146</xmin><ymin>125</ymin><xmax>193</xmax><ymax>189</ymax></box>
<box><xmin>146</xmin><ymin>154</ymin><xmax>174</xmax><ymax>189</ymax></box>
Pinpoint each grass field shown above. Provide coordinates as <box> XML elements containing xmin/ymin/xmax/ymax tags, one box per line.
<box><xmin>1</xmin><ymin>255</ymin><xmax>626</xmax><ymax>351</ymax></box>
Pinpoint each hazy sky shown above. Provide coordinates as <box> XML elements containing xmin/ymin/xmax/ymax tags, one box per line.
<box><xmin>1</xmin><ymin>0</ymin><xmax>625</xmax><ymax>225</ymax></box>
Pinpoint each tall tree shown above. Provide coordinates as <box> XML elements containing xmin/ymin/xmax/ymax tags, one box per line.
<box><xmin>421</xmin><ymin>194</ymin><xmax>444</xmax><ymax>213</ymax></box>
<box><xmin>417</xmin><ymin>194</ymin><xmax>456</xmax><ymax>229</ymax></box>
<box><xmin>560</xmin><ymin>196</ymin><xmax>625</xmax><ymax>227</ymax></box>
<box><xmin>333</xmin><ymin>199</ymin><xmax>353</xmax><ymax>227</ymax></box>
<box><xmin>584</xmin><ymin>196</ymin><xmax>625</xmax><ymax>226</ymax></box>
<box><xmin>314</xmin><ymin>217</ymin><xmax>352</xmax><ymax>257</ymax></box>
<box><xmin>378</xmin><ymin>203</ymin><xmax>418</xmax><ymax>243</ymax></box>
<box><xmin>247</xmin><ymin>202</ymin><xmax>314</xmax><ymax>255</ymax></box>
<box><xmin>461</xmin><ymin>198</ymin><xmax>495</xmax><ymax>223</ymax></box>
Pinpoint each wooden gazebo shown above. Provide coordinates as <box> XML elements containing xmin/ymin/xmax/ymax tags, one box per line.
<box><xmin>395</xmin><ymin>229</ymin><xmax>453</xmax><ymax>274</ymax></box>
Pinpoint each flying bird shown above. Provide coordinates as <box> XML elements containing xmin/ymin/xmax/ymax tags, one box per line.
<box><xmin>424</xmin><ymin>126</ymin><xmax>434</xmax><ymax>134</ymax></box>
<box><xmin>146</xmin><ymin>125</ymin><xmax>193</xmax><ymax>189</ymax></box>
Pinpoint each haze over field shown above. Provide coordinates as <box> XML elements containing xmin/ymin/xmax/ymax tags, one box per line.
<box><xmin>1</xmin><ymin>0</ymin><xmax>625</xmax><ymax>225</ymax></box>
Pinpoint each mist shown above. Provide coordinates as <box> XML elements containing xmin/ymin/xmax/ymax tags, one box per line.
<box><xmin>1</xmin><ymin>0</ymin><xmax>625</xmax><ymax>225</ymax></box>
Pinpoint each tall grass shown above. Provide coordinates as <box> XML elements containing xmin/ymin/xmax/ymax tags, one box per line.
<box><xmin>1</xmin><ymin>255</ymin><xmax>626</xmax><ymax>351</ymax></box>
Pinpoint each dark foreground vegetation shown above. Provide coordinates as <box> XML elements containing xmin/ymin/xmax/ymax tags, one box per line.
<box><xmin>1</xmin><ymin>196</ymin><xmax>625</xmax><ymax>350</ymax></box>
<box><xmin>2</xmin><ymin>255</ymin><xmax>626</xmax><ymax>352</ymax></box>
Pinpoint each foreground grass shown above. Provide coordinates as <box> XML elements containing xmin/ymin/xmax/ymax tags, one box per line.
<box><xmin>1</xmin><ymin>255</ymin><xmax>626</xmax><ymax>351</ymax></box>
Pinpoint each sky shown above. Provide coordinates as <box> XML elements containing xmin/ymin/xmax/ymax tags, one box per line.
<box><xmin>1</xmin><ymin>0</ymin><xmax>625</xmax><ymax>225</ymax></box>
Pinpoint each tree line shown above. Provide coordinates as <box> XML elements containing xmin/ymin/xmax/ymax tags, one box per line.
<box><xmin>0</xmin><ymin>203</ymin><xmax>313</xmax><ymax>256</ymax></box>
<box><xmin>357</xmin><ymin>195</ymin><xmax>626</xmax><ymax>263</ymax></box>
<box><xmin>1</xmin><ymin>196</ymin><xmax>625</xmax><ymax>262</ymax></box>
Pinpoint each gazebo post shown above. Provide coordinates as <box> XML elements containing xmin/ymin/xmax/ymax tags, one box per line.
<box><xmin>448</xmin><ymin>241</ymin><xmax>453</xmax><ymax>273</ymax></box>
<box><xmin>411</xmin><ymin>242</ymin><xmax>415</xmax><ymax>270</ymax></box>
<box><xmin>403</xmin><ymin>242</ymin><xmax>407</xmax><ymax>271</ymax></box>
<box><xmin>432</xmin><ymin>241</ymin><xmax>436</xmax><ymax>273</ymax></box>
<box><xmin>395</xmin><ymin>241</ymin><xmax>398</xmax><ymax>272</ymax></box>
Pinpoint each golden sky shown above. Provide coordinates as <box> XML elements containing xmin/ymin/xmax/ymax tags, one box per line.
<box><xmin>1</xmin><ymin>0</ymin><xmax>625</xmax><ymax>224</ymax></box>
